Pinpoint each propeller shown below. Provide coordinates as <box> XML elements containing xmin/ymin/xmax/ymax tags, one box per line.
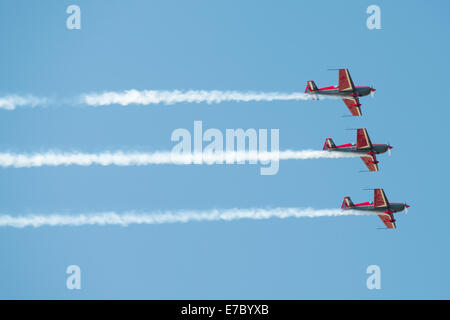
<box><xmin>404</xmin><ymin>203</ymin><xmax>410</xmax><ymax>215</ymax></box>
<box><xmin>370</xmin><ymin>86</ymin><xmax>376</xmax><ymax>98</ymax></box>
<box><xmin>387</xmin><ymin>142</ymin><xmax>393</xmax><ymax>156</ymax></box>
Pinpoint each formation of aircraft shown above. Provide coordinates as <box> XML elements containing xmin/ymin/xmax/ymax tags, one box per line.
<box><xmin>305</xmin><ymin>68</ymin><xmax>376</xmax><ymax>116</ymax></box>
<box><xmin>323</xmin><ymin>128</ymin><xmax>392</xmax><ymax>172</ymax></box>
<box><xmin>307</xmin><ymin>68</ymin><xmax>409</xmax><ymax>228</ymax></box>
<box><xmin>341</xmin><ymin>189</ymin><xmax>409</xmax><ymax>229</ymax></box>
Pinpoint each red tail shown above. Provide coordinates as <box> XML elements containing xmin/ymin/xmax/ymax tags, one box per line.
<box><xmin>341</xmin><ymin>197</ymin><xmax>354</xmax><ymax>209</ymax></box>
<box><xmin>323</xmin><ymin>138</ymin><xmax>336</xmax><ymax>150</ymax></box>
<box><xmin>305</xmin><ymin>80</ymin><xmax>318</xmax><ymax>93</ymax></box>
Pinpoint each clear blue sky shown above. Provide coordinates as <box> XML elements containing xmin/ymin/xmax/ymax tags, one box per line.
<box><xmin>0</xmin><ymin>0</ymin><xmax>449</xmax><ymax>299</ymax></box>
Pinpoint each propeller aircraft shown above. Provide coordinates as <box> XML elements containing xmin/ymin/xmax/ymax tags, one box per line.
<box><xmin>305</xmin><ymin>68</ymin><xmax>376</xmax><ymax>116</ymax></box>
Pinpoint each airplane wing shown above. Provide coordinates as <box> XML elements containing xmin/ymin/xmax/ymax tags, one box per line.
<box><xmin>377</xmin><ymin>213</ymin><xmax>396</xmax><ymax>229</ymax></box>
<box><xmin>338</xmin><ymin>69</ymin><xmax>356</xmax><ymax>91</ymax></box>
<box><xmin>374</xmin><ymin>188</ymin><xmax>389</xmax><ymax>208</ymax></box>
<box><xmin>356</xmin><ymin>128</ymin><xmax>373</xmax><ymax>149</ymax></box>
<box><xmin>342</xmin><ymin>97</ymin><xmax>362</xmax><ymax>116</ymax></box>
<box><xmin>361</xmin><ymin>155</ymin><xmax>378</xmax><ymax>171</ymax></box>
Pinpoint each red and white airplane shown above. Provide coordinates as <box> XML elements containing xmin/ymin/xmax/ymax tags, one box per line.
<box><xmin>342</xmin><ymin>189</ymin><xmax>409</xmax><ymax>229</ymax></box>
<box><xmin>323</xmin><ymin>128</ymin><xmax>392</xmax><ymax>172</ymax></box>
<box><xmin>305</xmin><ymin>68</ymin><xmax>376</xmax><ymax>116</ymax></box>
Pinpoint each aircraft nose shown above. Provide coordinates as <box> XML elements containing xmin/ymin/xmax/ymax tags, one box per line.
<box><xmin>404</xmin><ymin>203</ymin><xmax>410</xmax><ymax>215</ymax></box>
<box><xmin>371</xmin><ymin>88</ymin><xmax>376</xmax><ymax>92</ymax></box>
<box><xmin>386</xmin><ymin>144</ymin><xmax>393</xmax><ymax>156</ymax></box>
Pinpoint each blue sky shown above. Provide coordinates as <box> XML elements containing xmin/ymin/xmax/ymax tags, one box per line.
<box><xmin>0</xmin><ymin>0</ymin><xmax>449</xmax><ymax>299</ymax></box>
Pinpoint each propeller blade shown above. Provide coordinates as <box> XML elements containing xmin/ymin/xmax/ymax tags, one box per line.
<box><xmin>387</xmin><ymin>143</ymin><xmax>392</xmax><ymax>156</ymax></box>
<box><xmin>404</xmin><ymin>203</ymin><xmax>409</xmax><ymax>215</ymax></box>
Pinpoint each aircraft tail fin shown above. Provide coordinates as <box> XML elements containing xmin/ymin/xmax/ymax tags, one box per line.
<box><xmin>341</xmin><ymin>197</ymin><xmax>354</xmax><ymax>209</ymax></box>
<box><xmin>323</xmin><ymin>138</ymin><xmax>336</xmax><ymax>150</ymax></box>
<box><xmin>305</xmin><ymin>80</ymin><xmax>318</xmax><ymax>93</ymax></box>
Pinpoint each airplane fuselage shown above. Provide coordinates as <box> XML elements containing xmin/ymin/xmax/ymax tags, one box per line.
<box><xmin>346</xmin><ymin>202</ymin><xmax>407</xmax><ymax>213</ymax></box>
<box><xmin>312</xmin><ymin>86</ymin><xmax>372</xmax><ymax>97</ymax></box>
<box><xmin>330</xmin><ymin>144</ymin><xmax>389</xmax><ymax>155</ymax></box>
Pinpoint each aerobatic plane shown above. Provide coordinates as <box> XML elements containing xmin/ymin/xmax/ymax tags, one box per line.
<box><xmin>323</xmin><ymin>128</ymin><xmax>392</xmax><ymax>172</ymax></box>
<box><xmin>341</xmin><ymin>189</ymin><xmax>409</xmax><ymax>229</ymax></box>
<box><xmin>305</xmin><ymin>68</ymin><xmax>376</xmax><ymax>116</ymax></box>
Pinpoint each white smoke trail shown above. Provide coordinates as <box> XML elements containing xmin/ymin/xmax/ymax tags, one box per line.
<box><xmin>0</xmin><ymin>207</ymin><xmax>372</xmax><ymax>228</ymax></box>
<box><xmin>81</xmin><ymin>90</ymin><xmax>326</xmax><ymax>106</ymax></box>
<box><xmin>0</xmin><ymin>95</ymin><xmax>48</xmax><ymax>110</ymax></box>
<box><xmin>0</xmin><ymin>90</ymin><xmax>339</xmax><ymax>109</ymax></box>
<box><xmin>0</xmin><ymin>150</ymin><xmax>359</xmax><ymax>168</ymax></box>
